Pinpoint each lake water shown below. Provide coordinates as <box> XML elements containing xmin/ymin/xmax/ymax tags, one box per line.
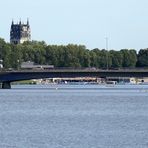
<box><xmin>0</xmin><ymin>84</ymin><xmax>148</xmax><ymax>148</ymax></box>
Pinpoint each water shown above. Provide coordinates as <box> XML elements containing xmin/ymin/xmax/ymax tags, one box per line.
<box><xmin>0</xmin><ymin>84</ymin><xmax>148</xmax><ymax>148</ymax></box>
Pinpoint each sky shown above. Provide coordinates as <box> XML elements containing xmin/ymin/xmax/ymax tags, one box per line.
<box><xmin>1</xmin><ymin>0</ymin><xmax>148</xmax><ymax>50</ymax></box>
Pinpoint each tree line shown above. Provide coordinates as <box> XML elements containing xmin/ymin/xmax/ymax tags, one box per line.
<box><xmin>0</xmin><ymin>38</ymin><xmax>148</xmax><ymax>69</ymax></box>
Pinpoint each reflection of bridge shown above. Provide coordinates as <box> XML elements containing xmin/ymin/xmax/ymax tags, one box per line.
<box><xmin>0</xmin><ymin>69</ymin><xmax>148</xmax><ymax>89</ymax></box>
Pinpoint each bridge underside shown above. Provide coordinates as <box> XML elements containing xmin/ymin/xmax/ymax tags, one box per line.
<box><xmin>0</xmin><ymin>70</ymin><xmax>148</xmax><ymax>89</ymax></box>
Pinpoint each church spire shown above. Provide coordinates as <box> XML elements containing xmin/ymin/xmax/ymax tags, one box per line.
<box><xmin>19</xmin><ymin>18</ymin><xmax>21</xmax><ymax>25</ymax></box>
<box><xmin>12</xmin><ymin>19</ymin><xmax>14</xmax><ymax>25</ymax></box>
<box><xmin>27</xmin><ymin>18</ymin><xmax>29</xmax><ymax>26</ymax></box>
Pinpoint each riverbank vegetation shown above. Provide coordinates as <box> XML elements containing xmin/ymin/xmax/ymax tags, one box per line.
<box><xmin>0</xmin><ymin>38</ymin><xmax>148</xmax><ymax>69</ymax></box>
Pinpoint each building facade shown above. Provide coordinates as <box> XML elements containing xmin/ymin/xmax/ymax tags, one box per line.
<box><xmin>10</xmin><ymin>20</ymin><xmax>31</xmax><ymax>44</ymax></box>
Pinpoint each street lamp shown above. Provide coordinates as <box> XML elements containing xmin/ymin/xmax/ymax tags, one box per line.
<box><xmin>17</xmin><ymin>59</ymin><xmax>20</xmax><ymax>70</ymax></box>
<box><xmin>105</xmin><ymin>37</ymin><xmax>109</xmax><ymax>70</ymax></box>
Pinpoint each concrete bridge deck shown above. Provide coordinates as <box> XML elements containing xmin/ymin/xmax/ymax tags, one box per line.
<box><xmin>0</xmin><ymin>69</ymin><xmax>148</xmax><ymax>89</ymax></box>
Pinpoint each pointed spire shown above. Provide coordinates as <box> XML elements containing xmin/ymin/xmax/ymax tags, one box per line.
<box><xmin>19</xmin><ymin>18</ymin><xmax>21</xmax><ymax>25</ymax></box>
<box><xmin>27</xmin><ymin>18</ymin><xmax>29</xmax><ymax>26</ymax></box>
<box><xmin>12</xmin><ymin>19</ymin><xmax>14</xmax><ymax>25</ymax></box>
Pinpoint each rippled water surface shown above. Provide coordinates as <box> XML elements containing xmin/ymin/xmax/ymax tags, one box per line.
<box><xmin>0</xmin><ymin>84</ymin><xmax>148</xmax><ymax>148</ymax></box>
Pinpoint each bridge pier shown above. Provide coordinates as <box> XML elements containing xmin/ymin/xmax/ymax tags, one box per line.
<box><xmin>2</xmin><ymin>82</ymin><xmax>11</xmax><ymax>89</ymax></box>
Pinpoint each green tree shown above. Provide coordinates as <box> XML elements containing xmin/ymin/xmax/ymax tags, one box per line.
<box><xmin>2</xmin><ymin>43</ymin><xmax>12</xmax><ymax>68</ymax></box>
<box><xmin>110</xmin><ymin>50</ymin><xmax>123</xmax><ymax>68</ymax></box>
<box><xmin>137</xmin><ymin>49</ymin><xmax>148</xmax><ymax>67</ymax></box>
<box><xmin>120</xmin><ymin>49</ymin><xmax>137</xmax><ymax>68</ymax></box>
<box><xmin>99</xmin><ymin>49</ymin><xmax>110</xmax><ymax>69</ymax></box>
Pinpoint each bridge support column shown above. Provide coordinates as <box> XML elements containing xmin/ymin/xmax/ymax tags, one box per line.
<box><xmin>2</xmin><ymin>82</ymin><xmax>11</xmax><ymax>89</ymax></box>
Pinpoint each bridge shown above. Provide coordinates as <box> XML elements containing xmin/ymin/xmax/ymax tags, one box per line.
<box><xmin>0</xmin><ymin>69</ymin><xmax>148</xmax><ymax>89</ymax></box>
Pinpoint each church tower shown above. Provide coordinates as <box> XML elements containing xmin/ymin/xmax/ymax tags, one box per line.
<box><xmin>10</xmin><ymin>19</ymin><xmax>31</xmax><ymax>44</ymax></box>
